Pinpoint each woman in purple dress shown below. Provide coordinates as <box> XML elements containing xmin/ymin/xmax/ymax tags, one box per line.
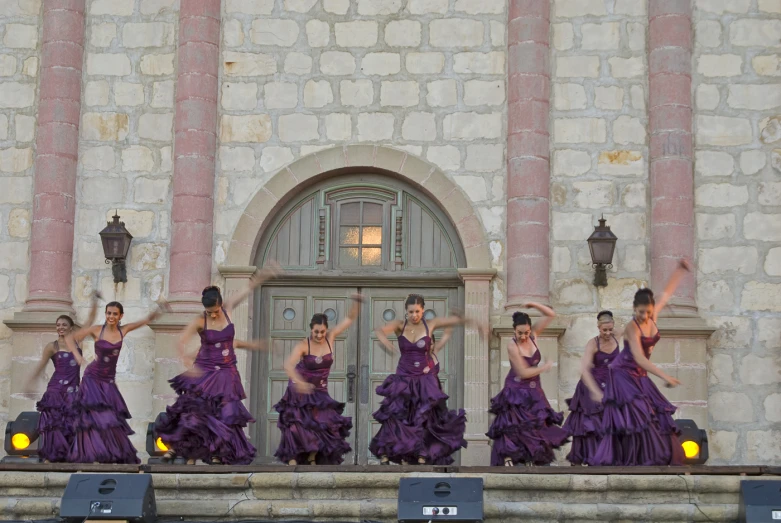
<box><xmin>486</xmin><ymin>304</ymin><xmax>568</xmax><ymax>466</ymax></box>
<box><xmin>370</xmin><ymin>294</ymin><xmax>483</xmax><ymax>465</ymax></box>
<box><xmin>590</xmin><ymin>261</ymin><xmax>691</xmax><ymax>466</ymax></box>
<box><xmin>563</xmin><ymin>310</ymin><xmax>620</xmax><ymax>465</ymax></box>
<box><xmin>274</xmin><ymin>294</ymin><xmax>362</xmax><ymax>465</ymax></box>
<box><xmin>25</xmin><ymin>294</ymin><xmax>99</xmax><ymax>462</ymax></box>
<box><xmin>156</xmin><ymin>265</ymin><xmax>279</xmax><ymax>465</ymax></box>
<box><xmin>67</xmin><ymin>299</ymin><xmax>166</xmax><ymax>464</ymax></box>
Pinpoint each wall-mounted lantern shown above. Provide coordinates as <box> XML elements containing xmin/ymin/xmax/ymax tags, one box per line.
<box><xmin>587</xmin><ymin>216</ymin><xmax>617</xmax><ymax>287</ymax></box>
<box><xmin>99</xmin><ymin>211</ymin><xmax>133</xmax><ymax>283</ymax></box>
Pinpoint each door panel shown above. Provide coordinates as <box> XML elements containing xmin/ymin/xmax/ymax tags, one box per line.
<box><xmin>254</xmin><ymin>286</ymin><xmax>359</xmax><ymax>464</ymax></box>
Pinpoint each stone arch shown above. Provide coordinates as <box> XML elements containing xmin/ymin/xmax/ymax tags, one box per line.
<box><xmin>226</xmin><ymin>144</ymin><xmax>492</xmax><ymax>269</ymax></box>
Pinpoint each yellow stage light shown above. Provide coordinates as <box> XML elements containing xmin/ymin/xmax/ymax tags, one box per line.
<box><xmin>682</xmin><ymin>440</ymin><xmax>700</xmax><ymax>459</ymax></box>
<box><xmin>155</xmin><ymin>437</ymin><xmax>168</xmax><ymax>452</ymax></box>
<box><xmin>11</xmin><ymin>433</ymin><xmax>31</xmax><ymax>450</ymax></box>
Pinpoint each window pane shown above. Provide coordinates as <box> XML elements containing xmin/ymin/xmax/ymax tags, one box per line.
<box><xmin>362</xmin><ymin>247</ymin><xmax>382</xmax><ymax>266</ymax></box>
<box><xmin>340</xmin><ymin>247</ymin><xmax>360</xmax><ymax>266</ymax></box>
<box><xmin>340</xmin><ymin>226</ymin><xmax>360</xmax><ymax>245</ymax></box>
<box><xmin>340</xmin><ymin>202</ymin><xmax>360</xmax><ymax>224</ymax></box>
<box><xmin>363</xmin><ymin>202</ymin><xmax>383</xmax><ymax>224</ymax></box>
<box><xmin>362</xmin><ymin>226</ymin><xmax>382</xmax><ymax>245</ymax></box>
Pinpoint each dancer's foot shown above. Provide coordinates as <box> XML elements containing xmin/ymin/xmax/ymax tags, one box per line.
<box><xmin>401</xmin><ymin>459</ymin><xmax>408</xmax><ymax>465</ymax></box>
<box><xmin>210</xmin><ymin>457</ymin><xmax>221</xmax><ymax>465</ymax></box>
<box><xmin>308</xmin><ymin>452</ymin><xmax>316</xmax><ymax>465</ymax></box>
<box><xmin>504</xmin><ymin>457</ymin><xmax>513</xmax><ymax>467</ymax></box>
<box><xmin>186</xmin><ymin>459</ymin><xmax>196</xmax><ymax>465</ymax></box>
<box><xmin>524</xmin><ymin>462</ymin><xmax>533</xmax><ymax>468</ymax></box>
<box><xmin>380</xmin><ymin>456</ymin><xmax>390</xmax><ymax>465</ymax></box>
<box><xmin>417</xmin><ymin>457</ymin><xmax>426</xmax><ymax>465</ymax></box>
<box><xmin>289</xmin><ymin>459</ymin><xmax>297</xmax><ymax>466</ymax></box>
<box><xmin>161</xmin><ymin>450</ymin><xmax>176</xmax><ymax>464</ymax></box>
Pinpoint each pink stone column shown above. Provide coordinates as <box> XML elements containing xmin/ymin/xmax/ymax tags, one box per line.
<box><xmin>24</xmin><ymin>0</ymin><xmax>86</xmax><ymax>312</ymax></box>
<box><xmin>649</xmin><ymin>0</ymin><xmax>696</xmax><ymax>312</ymax></box>
<box><xmin>168</xmin><ymin>0</ymin><xmax>221</xmax><ymax>312</ymax></box>
<box><xmin>505</xmin><ymin>0</ymin><xmax>551</xmax><ymax>309</ymax></box>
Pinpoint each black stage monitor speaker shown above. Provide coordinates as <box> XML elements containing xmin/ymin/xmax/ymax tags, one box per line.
<box><xmin>739</xmin><ymin>480</ymin><xmax>781</xmax><ymax>523</ymax></box>
<box><xmin>397</xmin><ymin>477</ymin><xmax>483</xmax><ymax>522</ymax></box>
<box><xmin>60</xmin><ymin>474</ymin><xmax>156</xmax><ymax>523</ymax></box>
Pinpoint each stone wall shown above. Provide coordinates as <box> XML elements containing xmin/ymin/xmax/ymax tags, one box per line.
<box><xmin>0</xmin><ymin>0</ymin><xmax>42</xmax><ymax>442</ymax></box>
<box><xmin>692</xmin><ymin>0</ymin><xmax>781</xmax><ymax>465</ymax></box>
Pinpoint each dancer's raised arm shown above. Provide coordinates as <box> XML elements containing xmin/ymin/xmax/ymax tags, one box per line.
<box><xmin>328</xmin><ymin>293</ymin><xmax>363</xmax><ymax>345</ymax></box>
<box><xmin>223</xmin><ymin>262</ymin><xmax>282</xmax><ymax>313</ymax></box>
<box><xmin>653</xmin><ymin>259</ymin><xmax>693</xmax><ymax>319</ymax></box>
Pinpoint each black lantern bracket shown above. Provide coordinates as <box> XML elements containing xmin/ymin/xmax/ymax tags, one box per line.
<box><xmin>587</xmin><ymin>216</ymin><xmax>618</xmax><ymax>288</ymax></box>
<box><xmin>99</xmin><ymin>211</ymin><xmax>133</xmax><ymax>284</ymax></box>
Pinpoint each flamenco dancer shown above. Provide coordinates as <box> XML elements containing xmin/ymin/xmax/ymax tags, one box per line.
<box><xmin>68</xmin><ymin>298</ymin><xmax>167</xmax><ymax>464</ymax></box>
<box><xmin>589</xmin><ymin>261</ymin><xmax>692</xmax><ymax>466</ymax></box>
<box><xmin>563</xmin><ymin>310</ymin><xmax>620</xmax><ymax>465</ymax></box>
<box><xmin>273</xmin><ymin>294</ymin><xmax>362</xmax><ymax>465</ymax></box>
<box><xmin>425</xmin><ymin>326</ymin><xmax>452</xmax><ymax>391</ymax></box>
<box><xmin>486</xmin><ymin>304</ymin><xmax>569</xmax><ymax>466</ymax></box>
<box><xmin>156</xmin><ymin>265</ymin><xmax>280</xmax><ymax>465</ymax></box>
<box><xmin>370</xmin><ymin>294</ymin><xmax>481</xmax><ymax>465</ymax></box>
<box><xmin>24</xmin><ymin>293</ymin><xmax>99</xmax><ymax>462</ymax></box>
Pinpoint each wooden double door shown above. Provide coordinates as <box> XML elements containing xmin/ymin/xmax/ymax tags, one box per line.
<box><xmin>251</xmin><ymin>285</ymin><xmax>463</xmax><ymax>465</ymax></box>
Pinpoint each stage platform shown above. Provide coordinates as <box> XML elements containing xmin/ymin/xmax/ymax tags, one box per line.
<box><xmin>1</xmin><ymin>464</ymin><xmax>779</xmax><ymax>522</ymax></box>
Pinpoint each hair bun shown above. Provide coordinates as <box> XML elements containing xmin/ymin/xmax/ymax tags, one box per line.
<box><xmin>202</xmin><ymin>285</ymin><xmax>220</xmax><ymax>297</ymax></box>
<box><xmin>512</xmin><ymin>311</ymin><xmax>524</xmax><ymax>322</ymax></box>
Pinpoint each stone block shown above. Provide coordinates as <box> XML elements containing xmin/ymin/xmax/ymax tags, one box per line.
<box><xmin>138</xmin><ymin>113</ymin><xmax>173</xmax><ymax>142</ymax></box>
<box><xmin>0</xmin><ymin>176</ymin><xmax>30</xmax><ymax>203</ymax></box>
<box><xmin>581</xmin><ymin>22</ymin><xmax>619</xmax><ymax>50</ymax></box>
<box><xmin>621</xmin><ymin>183</ymin><xmax>645</xmax><ymax>208</ymax></box>
<box><xmin>264</xmin><ymin>82</ymin><xmax>298</xmax><ymax>109</ymax></box>
<box><xmin>226</xmin><ymin>0</ymin><xmax>274</xmax><ymax>14</ymax></box>
<box><xmin>464</xmin><ymin>80</ymin><xmax>504</xmax><ymax>106</ymax></box>
<box><xmin>730</xmin><ymin>20</ymin><xmax>781</xmax><ymax>47</ymax></box>
<box><xmin>552</xmin><ymin>212</ymin><xmax>594</xmax><ymax>241</ymax></box>
<box><xmin>698</xmin><ymin>54</ymin><xmax>742</xmax><ymax>77</ymax></box>
<box><xmin>699</xmin><ymin>246</ymin><xmax>757</xmax><ymax>275</ymax></box>
<box><xmin>121</xmin><ymin>146</ymin><xmax>154</xmax><ymax>172</ymax></box>
<box><xmin>741</xmin><ymin>281</ymin><xmax>781</xmax><ymax>311</ymax></box>
<box><xmin>4</xmin><ymin>24</ymin><xmax>37</xmax><ymax>49</ymax></box>
<box><xmin>283</xmin><ymin>53</ymin><xmax>312</xmax><ymax>75</ymax></box>
<box><xmin>320</xmin><ymin>51</ymin><xmax>355</xmax><ymax>75</ymax></box>
<box><xmin>220</xmin><ymin>147</ymin><xmax>255</xmax><ymax>172</ymax></box>
<box><xmin>455</xmin><ymin>0</ymin><xmax>503</xmax><ymax>13</ymax></box>
<box><xmin>427</xmin><ymin>145</ymin><xmax>460</xmax><ymax>171</ymax></box>
<box><xmin>385</xmin><ymin>20</ymin><xmax>421</xmax><ymax>47</ymax></box>
<box><xmin>0</xmin><ymin>54</ymin><xmax>16</xmax><ymax>76</ymax></box>
<box><xmin>81</xmin><ymin>113</ymin><xmax>129</xmax><ymax>141</ymax></box>
<box><xmin>7</xmin><ymin>208</ymin><xmax>30</xmax><ymax>238</ymax></box>
<box><xmin>251</xmin><ymin>19</ymin><xmax>300</xmax><ymax>47</ymax></box>
<box><xmin>764</xmin><ymin>393</ymin><xmax>781</xmax><ymax>422</ymax></box>
<box><xmin>0</xmin><ymin>82</ymin><xmax>35</xmax><ymax>108</ymax></box>
<box><xmin>87</xmin><ymin>53</ymin><xmax>132</xmax><ymax>76</ymax></box>
<box><xmin>554</xmin><ymin>279</ymin><xmax>594</xmax><ymax>306</ymax></box>
<box><xmin>220</xmin><ymin>114</ymin><xmax>272</xmax><ymax>143</ymax></box>
<box><xmin>554</xmin><ymin>118</ymin><xmax>607</xmax><ymax>144</ymax></box>
<box><xmin>222</xmin><ymin>82</ymin><xmax>258</xmax><ymax>110</ymax></box>
<box><xmin>627</xmin><ymin>22</ymin><xmax>645</xmax><ymax>51</ymax></box>
<box><xmin>223</xmin><ymin>19</ymin><xmax>244</xmax><ymax>47</ymax></box>
<box><xmin>753</xmin><ymin>54</ymin><xmax>781</xmax><ymax>76</ymax></box>
<box><xmin>698</xmin><ymin>280</ymin><xmax>734</xmax><ymax>312</ymax></box>
<box><xmin>696</xmin><ymin>20</ymin><xmax>722</xmax><ymax>48</ymax></box>
<box><xmin>223</xmin><ymin>52</ymin><xmax>277</xmax><ymax>76</ymax></box>
<box><xmin>115</xmin><ymin>82</ymin><xmax>145</xmax><ymax>106</ymax></box>
<box><xmin>92</xmin><ymin>0</ymin><xmax>134</xmax><ymax>15</ymax></box>
<box><xmin>278</xmin><ymin>114</ymin><xmax>318</xmax><ymax>142</ymax></box>
<box><xmin>335</xmin><ymin>21</ymin><xmax>378</xmax><ymax>47</ymax></box>
<box><xmin>552</xmin><ymin>23</ymin><xmax>574</xmax><ymax>51</ymax></box>
<box><xmin>401</xmin><ymin>112</ymin><xmax>435</xmax><ymax>141</ymax></box>
<box><xmin>82</xmin><ymin>146</ymin><xmax>116</xmax><ymax>171</ymax></box>
<box><xmin>285</xmin><ymin>0</ymin><xmax>317</xmax><ymax>12</ymax></box>
<box><xmin>598</xmin><ymin>278</ymin><xmax>642</xmax><ymax>310</ymax></box>
<box><xmin>744</xmin><ymin>212</ymin><xmax>781</xmax><ymax>241</ymax></box>
<box><xmin>108</xmin><ymin>209</ymin><xmax>154</xmax><ymax>238</ymax></box>
<box><xmin>325</xmin><ymin>113</ymin><xmax>351</xmax><ymax>140</ymax></box>
<box><xmin>605</xmin><ymin>212</ymin><xmax>645</xmax><ymax>240</ymax></box>
<box><xmin>740</xmin><ymin>354</ymin><xmax>780</xmax><ymax>385</ymax></box>
<box><xmin>759</xmin><ymin>182</ymin><xmax>781</xmax><ymax>206</ymax></box>
<box><xmin>429</xmin><ymin>19</ymin><xmax>483</xmax><ymax>48</ymax></box>
<box><xmin>553</xmin><ymin>149</ymin><xmax>590</xmax><ymax>176</ymax></box>
<box><xmin>151</xmin><ymin>80</ymin><xmax>174</xmax><ymax>108</ymax></box>
<box><xmin>696</xmin><ymin>84</ymin><xmax>720</xmax><ymax>110</ymax></box>
<box><xmin>454</xmin><ymin>176</ymin><xmax>487</xmax><ymax>202</ymax></box>
<box><xmin>140</xmin><ymin>53</ymin><xmax>175</xmax><ymax>75</ymax></box>
<box><xmin>426</xmin><ymin>79</ymin><xmax>457</xmax><ymax>107</ymax></box>
<box><xmin>697</xmin><ymin>116</ymin><xmax>753</xmax><ymax>146</ymax></box>
<box><xmin>728</xmin><ymin>84</ymin><xmax>781</xmax><ymax>110</ymax></box>
<box><xmin>260</xmin><ymin>146</ymin><xmax>294</xmax><ymax>173</ymax></box>
<box><xmin>608</xmin><ymin>57</ymin><xmax>644</xmax><ymax>78</ymax></box>
<box><xmin>747</xmin><ymin>430</ymin><xmax>781</xmax><ymax>463</ymax></box>
<box><xmin>134</xmin><ymin>177</ymin><xmax>169</xmax><ymax>204</ymax></box>
<box><xmin>710</xmin><ymin>391</ymin><xmax>754</xmax><ymax>422</ymax></box>
<box><xmin>361</xmin><ymin>53</ymin><xmax>400</xmax><ymax>76</ymax></box>
<box><xmin>552</xmin><ymin>246</ymin><xmax>571</xmax><ymax>273</ymax></box>
<box><xmin>340</xmin><ymin>80</ymin><xmax>373</xmax><ymax>107</ymax></box>
<box><xmin>765</xmin><ymin>246</ymin><xmax>781</xmax><ymax>276</ymax></box>
<box><xmin>708</xmin><ymin>430</ymin><xmax>738</xmax><ymax>462</ymax></box>
<box><xmin>623</xmin><ymin>244</ymin><xmax>646</xmax><ymax>272</ymax></box>
<box><xmin>303</xmin><ymin>80</ymin><xmax>333</xmax><ymax>108</ymax></box>
<box><xmin>554</xmin><ymin>83</ymin><xmax>587</xmax><ymax>110</ymax></box>
<box><xmin>573</xmin><ymin>181</ymin><xmax>614</xmax><ymax>209</ymax></box>
<box><xmin>408</xmin><ymin>0</ymin><xmax>448</xmax><ymax>13</ymax></box>
<box><xmin>122</xmin><ymin>22</ymin><xmax>174</xmax><ymax>48</ymax></box>
<box><xmin>84</xmin><ymin>81</ymin><xmax>109</xmax><ymax>107</ymax></box>
<box><xmin>304</xmin><ymin>20</ymin><xmax>330</xmax><ymax>48</ymax></box>
<box><xmin>357</xmin><ymin>113</ymin><xmax>394</xmax><ymax>141</ymax></box>
<box><xmin>613</xmin><ymin>115</ymin><xmax>645</xmax><ymax>145</ymax></box>
<box><xmin>465</xmin><ymin>144</ymin><xmax>503</xmax><ymax>172</ymax></box>
<box><xmin>0</xmin><ymin>241</ymin><xmax>28</xmax><ymax>270</ymax></box>
<box><xmin>454</xmin><ymin>52</ymin><xmax>505</xmax><ymax>74</ymax></box>
<box><xmin>696</xmin><ymin>183</ymin><xmax>749</xmax><ymax>207</ymax></box>
<box><xmin>594</xmin><ymin>86</ymin><xmax>624</xmax><ymax>110</ymax></box>
<box><xmin>406</xmin><ymin>52</ymin><xmax>444</xmax><ymax>74</ymax></box>
<box><xmin>130</xmin><ymin>243</ymin><xmax>167</xmax><ymax>271</ymax></box>
<box><xmin>740</xmin><ymin>150</ymin><xmax>766</xmax><ymax>175</ymax></box>
<box><xmin>0</xmin><ymin>148</ymin><xmax>33</xmax><ymax>173</ymax></box>
<box><xmin>557</xmin><ymin>56</ymin><xmax>600</xmax><ymax>78</ymax></box>
<box><xmin>695</xmin><ymin>151</ymin><xmax>734</xmax><ymax>177</ymax></box>
<box><xmin>696</xmin><ymin>213</ymin><xmax>736</xmax><ymax>240</ymax></box>
<box><xmin>443</xmin><ymin>112</ymin><xmax>501</xmax><ymax>140</ymax></box>
<box><xmin>380</xmin><ymin>81</ymin><xmax>419</xmax><ymax>107</ymax></box>
<box><xmin>555</xmin><ymin>0</ymin><xmax>606</xmax><ymax>16</ymax></box>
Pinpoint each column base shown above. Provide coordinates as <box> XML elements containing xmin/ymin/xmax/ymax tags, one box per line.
<box><xmin>166</xmin><ymin>296</ymin><xmax>206</xmax><ymax>315</ymax></box>
<box><xmin>461</xmin><ymin>436</ymin><xmax>491</xmax><ymax>466</ymax></box>
<box><xmin>23</xmin><ymin>295</ymin><xmax>75</xmax><ymax>314</ymax></box>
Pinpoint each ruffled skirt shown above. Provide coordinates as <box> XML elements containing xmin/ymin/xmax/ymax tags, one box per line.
<box><xmin>563</xmin><ymin>378</ymin><xmax>605</xmax><ymax>465</ymax></box>
<box><xmin>588</xmin><ymin>367</ymin><xmax>683</xmax><ymax>466</ymax></box>
<box><xmin>68</xmin><ymin>377</ymin><xmax>139</xmax><ymax>464</ymax></box>
<box><xmin>274</xmin><ymin>386</ymin><xmax>352</xmax><ymax>465</ymax></box>
<box><xmin>36</xmin><ymin>387</ymin><xmax>78</xmax><ymax>462</ymax></box>
<box><xmin>155</xmin><ymin>366</ymin><xmax>256</xmax><ymax>465</ymax></box>
<box><xmin>486</xmin><ymin>385</ymin><xmax>569</xmax><ymax>466</ymax></box>
<box><xmin>369</xmin><ymin>373</ymin><xmax>466</xmax><ymax>465</ymax></box>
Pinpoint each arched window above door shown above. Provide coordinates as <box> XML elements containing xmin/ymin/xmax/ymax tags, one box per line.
<box><xmin>255</xmin><ymin>175</ymin><xmax>465</xmax><ymax>272</ymax></box>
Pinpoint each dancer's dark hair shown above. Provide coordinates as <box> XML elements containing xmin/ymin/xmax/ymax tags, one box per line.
<box><xmin>597</xmin><ymin>310</ymin><xmax>614</xmax><ymax>323</ymax></box>
<box><xmin>405</xmin><ymin>294</ymin><xmax>425</xmax><ymax>308</ymax></box>
<box><xmin>105</xmin><ymin>301</ymin><xmax>124</xmax><ymax>315</ymax></box>
<box><xmin>56</xmin><ymin>315</ymin><xmax>75</xmax><ymax>327</ymax></box>
<box><xmin>202</xmin><ymin>286</ymin><xmax>222</xmax><ymax>308</ymax></box>
<box><xmin>310</xmin><ymin>313</ymin><xmax>328</xmax><ymax>329</ymax></box>
<box><xmin>633</xmin><ymin>288</ymin><xmax>655</xmax><ymax>307</ymax></box>
<box><xmin>512</xmin><ymin>311</ymin><xmax>531</xmax><ymax>328</ymax></box>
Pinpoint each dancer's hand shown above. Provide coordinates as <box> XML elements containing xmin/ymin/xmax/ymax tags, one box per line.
<box><xmin>183</xmin><ymin>360</ymin><xmax>203</xmax><ymax>378</ymax></box>
<box><xmin>664</xmin><ymin>376</ymin><xmax>681</xmax><ymax>388</ymax></box>
<box><xmin>539</xmin><ymin>360</ymin><xmax>554</xmax><ymax>373</ymax></box>
<box><xmin>294</xmin><ymin>381</ymin><xmax>315</xmax><ymax>395</ymax></box>
<box><xmin>589</xmin><ymin>389</ymin><xmax>603</xmax><ymax>403</ymax></box>
<box><xmin>423</xmin><ymin>365</ymin><xmax>430</xmax><ymax>374</ymax></box>
<box><xmin>679</xmin><ymin>259</ymin><xmax>693</xmax><ymax>272</ymax></box>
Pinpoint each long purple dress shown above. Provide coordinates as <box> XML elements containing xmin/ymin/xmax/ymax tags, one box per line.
<box><xmin>588</xmin><ymin>319</ymin><xmax>684</xmax><ymax>466</ymax></box>
<box><xmin>273</xmin><ymin>338</ymin><xmax>352</xmax><ymax>465</ymax></box>
<box><xmin>562</xmin><ymin>335</ymin><xmax>618</xmax><ymax>464</ymax></box>
<box><xmin>36</xmin><ymin>341</ymin><xmax>82</xmax><ymax>462</ymax></box>
<box><xmin>156</xmin><ymin>308</ymin><xmax>256</xmax><ymax>465</ymax></box>
<box><xmin>369</xmin><ymin>319</ymin><xmax>467</xmax><ymax>465</ymax></box>
<box><xmin>486</xmin><ymin>336</ymin><xmax>569</xmax><ymax>466</ymax></box>
<box><xmin>69</xmin><ymin>326</ymin><xmax>139</xmax><ymax>464</ymax></box>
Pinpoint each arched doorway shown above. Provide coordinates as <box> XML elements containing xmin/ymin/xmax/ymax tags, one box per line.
<box><xmin>249</xmin><ymin>172</ymin><xmax>468</xmax><ymax>464</ymax></box>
